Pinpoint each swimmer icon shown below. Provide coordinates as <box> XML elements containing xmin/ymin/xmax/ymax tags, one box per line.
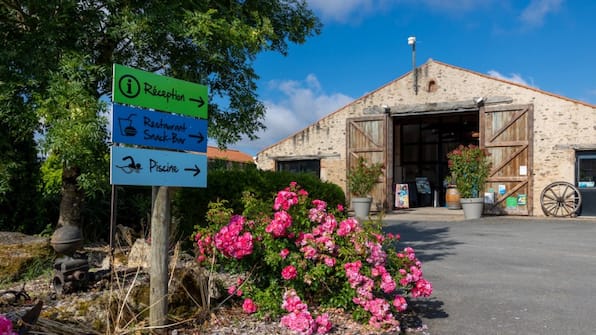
<box><xmin>116</xmin><ymin>156</ymin><xmax>142</xmax><ymax>174</ymax></box>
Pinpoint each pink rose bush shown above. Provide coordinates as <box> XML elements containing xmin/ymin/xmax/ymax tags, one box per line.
<box><xmin>194</xmin><ymin>183</ymin><xmax>432</xmax><ymax>334</ymax></box>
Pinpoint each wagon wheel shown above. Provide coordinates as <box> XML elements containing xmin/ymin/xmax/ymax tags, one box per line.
<box><xmin>540</xmin><ymin>181</ymin><xmax>582</xmax><ymax>217</ymax></box>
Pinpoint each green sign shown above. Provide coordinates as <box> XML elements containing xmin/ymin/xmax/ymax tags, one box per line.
<box><xmin>506</xmin><ymin>196</ymin><xmax>518</xmax><ymax>208</ymax></box>
<box><xmin>113</xmin><ymin>64</ymin><xmax>208</xmax><ymax>118</ymax></box>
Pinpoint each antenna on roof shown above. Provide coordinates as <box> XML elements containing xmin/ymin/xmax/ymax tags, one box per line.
<box><xmin>408</xmin><ymin>36</ymin><xmax>418</xmax><ymax>95</ymax></box>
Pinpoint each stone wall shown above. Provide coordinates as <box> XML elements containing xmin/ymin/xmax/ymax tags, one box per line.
<box><xmin>256</xmin><ymin>60</ymin><xmax>596</xmax><ymax>216</ymax></box>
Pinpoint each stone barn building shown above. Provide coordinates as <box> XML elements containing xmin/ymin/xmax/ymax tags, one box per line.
<box><xmin>256</xmin><ymin>60</ymin><xmax>596</xmax><ymax>217</ymax></box>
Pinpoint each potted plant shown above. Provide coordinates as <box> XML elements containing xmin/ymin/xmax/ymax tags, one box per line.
<box><xmin>447</xmin><ymin>144</ymin><xmax>491</xmax><ymax>219</ymax></box>
<box><xmin>348</xmin><ymin>157</ymin><xmax>384</xmax><ymax>219</ymax></box>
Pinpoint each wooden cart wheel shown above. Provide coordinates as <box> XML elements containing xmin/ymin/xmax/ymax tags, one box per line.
<box><xmin>540</xmin><ymin>181</ymin><xmax>582</xmax><ymax>217</ymax></box>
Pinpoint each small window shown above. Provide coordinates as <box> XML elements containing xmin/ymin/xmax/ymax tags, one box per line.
<box><xmin>427</xmin><ymin>80</ymin><xmax>437</xmax><ymax>93</ymax></box>
<box><xmin>277</xmin><ymin>159</ymin><xmax>320</xmax><ymax>178</ymax></box>
<box><xmin>577</xmin><ymin>152</ymin><xmax>596</xmax><ymax>188</ymax></box>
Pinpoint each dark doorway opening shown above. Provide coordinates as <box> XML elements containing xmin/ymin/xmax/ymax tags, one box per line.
<box><xmin>393</xmin><ymin>112</ymin><xmax>479</xmax><ymax>207</ymax></box>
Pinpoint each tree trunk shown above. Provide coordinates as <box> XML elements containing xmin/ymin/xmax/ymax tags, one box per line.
<box><xmin>57</xmin><ymin>165</ymin><xmax>83</xmax><ymax>227</ymax></box>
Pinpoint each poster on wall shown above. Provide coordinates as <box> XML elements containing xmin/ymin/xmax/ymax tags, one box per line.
<box><xmin>395</xmin><ymin>184</ymin><xmax>410</xmax><ymax>209</ymax></box>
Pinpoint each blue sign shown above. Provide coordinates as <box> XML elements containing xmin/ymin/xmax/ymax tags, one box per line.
<box><xmin>111</xmin><ymin>146</ymin><xmax>207</xmax><ymax>187</ymax></box>
<box><xmin>112</xmin><ymin>104</ymin><xmax>207</xmax><ymax>153</ymax></box>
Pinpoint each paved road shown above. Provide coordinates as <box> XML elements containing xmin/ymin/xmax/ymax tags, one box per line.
<box><xmin>383</xmin><ymin>214</ymin><xmax>596</xmax><ymax>335</ymax></box>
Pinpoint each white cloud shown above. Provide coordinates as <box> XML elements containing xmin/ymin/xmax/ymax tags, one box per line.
<box><xmin>234</xmin><ymin>75</ymin><xmax>353</xmax><ymax>155</ymax></box>
<box><xmin>306</xmin><ymin>0</ymin><xmax>387</xmax><ymax>23</ymax></box>
<box><xmin>487</xmin><ymin>70</ymin><xmax>534</xmax><ymax>87</ymax></box>
<box><xmin>306</xmin><ymin>0</ymin><xmax>499</xmax><ymax>22</ymax></box>
<box><xmin>519</xmin><ymin>0</ymin><xmax>563</xmax><ymax>27</ymax></box>
<box><xmin>419</xmin><ymin>0</ymin><xmax>495</xmax><ymax>12</ymax></box>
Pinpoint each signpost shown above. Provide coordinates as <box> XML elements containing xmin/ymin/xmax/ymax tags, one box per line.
<box><xmin>110</xmin><ymin>146</ymin><xmax>207</xmax><ymax>188</ymax></box>
<box><xmin>113</xmin><ymin>64</ymin><xmax>208</xmax><ymax>118</ymax></box>
<box><xmin>112</xmin><ymin>103</ymin><xmax>207</xmax><ymax>153</ymax></box>
<box><xmin>110</xmin><ymin>64</ymin><xmax>208</xmax><ymax>333</ymax></box>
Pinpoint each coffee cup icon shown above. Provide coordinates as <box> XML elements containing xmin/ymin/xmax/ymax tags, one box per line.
<box><xmin>119</xmin><ymin>114</ymin><xmax>137</xmax><ymax>136</ymax></box>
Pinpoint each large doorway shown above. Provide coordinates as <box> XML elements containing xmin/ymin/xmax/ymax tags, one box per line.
<box><xmin>393</xmin><ymin>112</ymin><xmax>479</xmax><ymax>207</ymax></box>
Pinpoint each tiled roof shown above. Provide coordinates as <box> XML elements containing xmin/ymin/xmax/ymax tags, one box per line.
<box><xmin>207</xmin><ymin>146</ymin><xmax>254</xmax><ymax>163</ymax></box>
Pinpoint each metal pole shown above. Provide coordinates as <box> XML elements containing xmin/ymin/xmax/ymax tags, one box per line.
<box><xmin>408</xmin><ymin>36</ymin><xmax>417</xmax><ymax>95</ymax></box>
<box><xmin>109</xmin><ymin>184</ymin><xmax>117</xmax><ymax>272</ymax></box>
<box><xmin>412</xmin><ymin>40</ymin><xmax>417</xmax><ymax>95</ymax></box>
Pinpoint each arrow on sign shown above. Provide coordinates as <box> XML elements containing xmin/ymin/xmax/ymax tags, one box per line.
<box><xmin>188</xmin><ymin>132</ymin><xmax>205</xmax><ymax>143</ymax></box>
<box><xmin>189</xmin><ymin>97</ymin><xmax>205</xmax><ymax>108</ymax></box>
<box><xmin>184</xmin><ymin>165</ymin><xmax>202</xmax><ymax>176</ymax></box>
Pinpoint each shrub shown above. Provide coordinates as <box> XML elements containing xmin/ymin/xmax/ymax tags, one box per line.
<box><xmin>175</xmin><ymin>169</ymin><xmax>345</xmax><ymax>243</ymax></box>
<box><xmin>194</xmin><ymin>183</ymin><xmax>432</xmax><ymax>333</ymax></box>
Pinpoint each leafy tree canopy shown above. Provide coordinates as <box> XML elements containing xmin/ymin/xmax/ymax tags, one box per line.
<box><xmin>0</xmin><ymin>0</ymin><xmax>321</xmax><ymax>229</ymax></box>
<box><xmin>1</xmin><ymin>0</ymin><xmax>322</xmax><ymax>146</ymax></box>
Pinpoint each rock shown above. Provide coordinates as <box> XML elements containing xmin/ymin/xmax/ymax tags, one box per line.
<box><xmin>127</xmin><ymin>238</ymin><xmax>150</xmax><ymax>268</ymax></box>
<box><xmin>0</xmin><ymin>232</ymin><xmax>52</xmax><ymax>282</ymax></box>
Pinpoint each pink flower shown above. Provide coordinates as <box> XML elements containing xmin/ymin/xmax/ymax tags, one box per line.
<box><xmin>365</xmin><ymin>241</ymin><xmax>386</xmax><ymax>266</ymax></box>
<box><xmin>315</xmin><ymin>313</ymin><xmax>332</xmax><ymax>334</ymax></box>
<box><xmin>0</xmin><ymin>315</ymin><xmax>16</xmax><ymax>335</ymax></box>
<box><xmin>393</xmin><ymin>295</ymin><xmax>408</xmax><ymax>312</ymax></box>
<box><xmin>319</xmin><ymin>215</ymin><xmax>338</xmax><ymax>233</ymax></box>
<box><xmin>312</xmin><ymin>199</ymin><xmax>327</xmax><ymax>210</ymax></box>
<box><xmin>266</xmin><ymin>210</ymin><xmax>292</xmax><ymax>237</ymax></box>
<box><xmin>214</xmin><ymin>215</ymin><xmax>253</xmax><ymax>259</ymax></box>
<box><xmin>344</xmin><ymin>261</ymin><xmax>363</xmax><ymax>287</ymax></box>
<box><xmin>410</xmin><ymin>266</ymin><xmax>422</xmax><ymax>281</ymax></box>
<box><xmin>282</xmin><ymin>265</ymin><xmax>298</xmax><ymax>280</ymax></box>
<box><xmin>380</xmin><ymin>273</ymin><xmax>396</xmax><ymax>293</ymax></box>
<box><xmin>337</xmin><ymin>204</ymin><xmax>344</xmax><ymax>212</ymax></box>
<box><xmin>227</xmin><ymin>285</ymin><xmax>242</xmax><ymax>296</ymax></box>
<box><xmin>309</xmin><ymin>207</ymin><xmax>325</xmax><ymax>223</ymax></box>
<box><xmin>323</xmin><ymin>256</ymin><xmax>336</xmax><ymax>267</ymax></box>
<box><xmin>242</xmin><ymin>298</ymin><xmax>257</xmax><ymax>314</ymax></box>
<box><xmin>280</xmin><ymin>248</ymin><xmax>290</xmax><ymax>259</ymax></box>
<box><xmin>282</xmin><ymin>289</ymin><xmax>308</xmax><ymax>312</ymax></box>
<box><xmin>274</xmin><ymin>190</ymin><xmax>299</xmax><ymax>211</ymax></box>
<box><xmin>337</xmin><ymin>217</ymin><xmax>360</xmax><ymax>236</ymax></box>
<box><xmin>411</xmin><ymin>278</ymin><xmax>433</xmax><ymax>297</ymax></box>
<box><xmin>371</xmin><ymin>265</ymin><xmax>387</xmax><ymax>277</ymax></box>
<box><xmin>281</xmin><ymin>310</ymin><xmax>314</xmax><ymax>335</ymax></box>
<box><xmin>300</xmin><ymin>245</ymin><xmax>318</xmax><ymax>260</ymax></box>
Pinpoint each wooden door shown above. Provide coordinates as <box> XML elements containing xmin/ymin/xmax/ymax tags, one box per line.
<box><xmin>480</xmin><ymin>104</ymin><xmax>533</xmax><ymax>215</ymax></box>
<box><xmin>346</xmin><ymin>115</ymin><xmax>389</xmax><ymax>211</ymax></box>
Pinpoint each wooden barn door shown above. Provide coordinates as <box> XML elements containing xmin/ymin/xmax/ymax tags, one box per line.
<box><xmin>481</xmin><ymin>104</ymin><xmax>534</xmax><ymax>215</ymax></box>
<box><xmin>346</xmin><ymin>115</ymin><xmax>389</xmax><ymax>211</ymax></box>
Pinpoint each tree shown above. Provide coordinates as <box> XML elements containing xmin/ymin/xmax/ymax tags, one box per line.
<box><xmin>36</xmin><ymin>54</ymin><xmax>110</xmax><ymax>228</ymax></box>
<box><xmin>0</xmin><ymin>1</ymin><xmax>322</xmax><ymax>228</ymax></box>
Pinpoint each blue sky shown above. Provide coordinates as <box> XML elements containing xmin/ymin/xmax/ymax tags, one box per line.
<box><xmin>228</xmin><ymin>0</ymin><xmax>596</xmax><ymax>156</ymax></box>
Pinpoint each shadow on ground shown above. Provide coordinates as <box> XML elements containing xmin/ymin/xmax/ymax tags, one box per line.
<box><xmin>397</xmin><ymin>298</ymin><xmax>449</xmax><ymax>332</ymax></box>
<box><xmin>383</xmin><ymin>220</ymin><xmax>461</xmax><ymax>262</ymax></box>
<box><xmin>382</xmin><ymin>220</ymin><xmax>454</xmax><ymax>330</ymax></box>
